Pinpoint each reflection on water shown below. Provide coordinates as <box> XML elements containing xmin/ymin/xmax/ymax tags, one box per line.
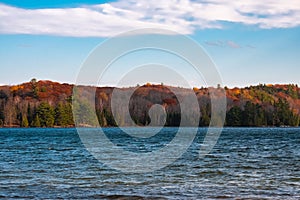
<box><xmin>0</xmin><ymin>128</ymin><xmax>299</xmax><ymax>199</ymax></box>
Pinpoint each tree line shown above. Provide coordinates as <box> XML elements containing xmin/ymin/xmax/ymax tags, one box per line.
<box><xmin>0</xmin><ymin>81</ymin><xmax>299</xmax><ymax>127</ymax></box>
<box><xmin>0</xmin><ymin>101</ymin><xmax>74</xmax><ymax>128</ymax></box>
<box><xmin>1</xmin><ymin>98</ymin><xmax>298</xmax><ymax>128</ymax></box>
<box><xmin>226</xmin><ymin>99</ymin><xmax>299</xmax><ymax>127</ymax></box>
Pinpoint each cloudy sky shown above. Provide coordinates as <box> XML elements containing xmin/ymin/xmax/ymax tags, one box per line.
<box><xmin>0</xmin><ymin>0</ymin><xmax>300</xmax><ymax>87</ymax></box>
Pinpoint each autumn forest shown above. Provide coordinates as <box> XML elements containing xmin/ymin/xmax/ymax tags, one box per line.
<box><xmin>0</xmin><ymin>79</ymin><xmax>300</xmax><ymax>128</ymax></box>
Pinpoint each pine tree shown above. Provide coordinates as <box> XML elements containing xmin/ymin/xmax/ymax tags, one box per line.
<box><xmin>21</xmin><ymin>114</ymin><xmax>29</xmax><ymax>127</ymax></box>
<box><xmin>36</xmin><ymin>102</ymin><xmax>55</xmax><ymax>127</ymax></box>
<box><xmin>55</xmin><ymin>103</ymin><xmax>67</xmax><ymax>126</ymax></box>
<box><xmin>226</xmin><ymin>106</ymin><xmax>242</xmax><ymax>126</ymax></box>
<box><xmin>31</xmin><ymin>114</ymin><xmax>41</xmax><ymax>127</ymax></box>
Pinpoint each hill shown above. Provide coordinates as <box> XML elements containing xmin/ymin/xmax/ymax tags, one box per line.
<box><xmin>0</xmin><ymin>79</ymin><xmax>299</xmax><ymax>127</ymax></box>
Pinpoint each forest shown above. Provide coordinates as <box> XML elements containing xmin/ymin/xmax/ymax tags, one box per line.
<box><xmin>0</xmin><ymin>79</ymin><xmax>299</xmax><ymax>127</ymax></box>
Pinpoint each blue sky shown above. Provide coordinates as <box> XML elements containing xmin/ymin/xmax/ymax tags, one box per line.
<box><xmin>0</xmin><ymin>0</ymin><xmax>300</xmax><ymax>87</ymax></box>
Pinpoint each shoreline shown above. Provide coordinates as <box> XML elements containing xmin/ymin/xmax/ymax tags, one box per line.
<box><xmin>0</xmin><ymin>126</ymin><xmax>299</xmax><ymax>129</ymax></box>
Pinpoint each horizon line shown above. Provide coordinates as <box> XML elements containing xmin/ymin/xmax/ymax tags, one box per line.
<box><xmin>0</xmin><ymin>79</ymin><xmax>299</xmax><ymax>89</ymax></box>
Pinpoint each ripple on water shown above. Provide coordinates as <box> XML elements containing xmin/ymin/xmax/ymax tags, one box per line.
<box><xmin>0</xmin><ymin>127</ymin><xmax>299</xmax><ymax>199</ymax></box>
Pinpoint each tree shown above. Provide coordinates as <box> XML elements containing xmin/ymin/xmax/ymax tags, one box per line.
<box><xmin>254</xmin><ymin>104</ymin><xmax>266</xmax><ymax>126</ymax></box>
<box><xmin>166</xmin><ymin>112</ymin><xmax>180</xmax><ymax>127</ymax></box>
<box><xmin>287</xmin><ymin>84</ymin><xmax>298</xmax><ymax>99</ymax></box>
<box><xmin>274</xmin><ymin>98</ymin><xmax>299</xmax><ymax>126</ymax></box>
<box><xmin>242</xmin><ymin>101</ymin><xmax>256</xmax><ymax>126</ymax></box>
<box><xmin>0</xmin><ymin>103</ymin><xmax>4</xmax><ymax>126</ymax></box>
<box><xmin>21</xmin><ymin>114</ymin><xmax>29</xmax><ymax>127</ymax></box>
<box><xmin>30</xmin><ymin>78</ymin><xmax>39</xmax><ymax>98</ymax></box>
<box><xmin>27</xmin><ymin>103</ymin><xmax>34</xmax><ymax>125</ymax></box>
<box><xmin>103</xmin><ymin>108</ymin><xmax>116</xmax><ymax>126</ymax></box>
<box><xmin>31</xmin><ymin>114</ymin><xmax>41</xmax><ymax>127</ymax></box>
<box><xmin>96</xmin><ymin>109</ymin><xmax>107</xmax><ymax>127</ymax></box>
<box><xmin>199</xmin><ymin>103</ymin><xmax>210</xmax><ymax>126</ymax></box>
<box><xmin>226</xmin><ymin>106</ymin><xmax>242</xmax><ymax>126</ymax></box>
<box><xmin>36</xmin><ymin>102</ymin><xmax>55</xmax><ymax>127</ymax></box>
<box><xmin>3</xmin><ymin>96</ymin><xmax>17</xmax><ymax>126</ymax></box>
<box><xmin>73</xmin><ymin>98</ymin><xmax>98</xmax><ymax>126</ymax></box>
<box><xmin>55</xmin><ymin>102</ymin><xmax>73</xmax><ymax>126</ymax></box>
<box><xmin>64</xmin><ymin>103</ymin><xmax>74</xmax><ymax>125</ymax></box>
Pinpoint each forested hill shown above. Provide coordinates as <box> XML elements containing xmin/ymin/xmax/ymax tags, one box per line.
<box><xmin>0</xmin><ymin>79</ymin><xmax>300</xmax><ymax>127</ymax></box>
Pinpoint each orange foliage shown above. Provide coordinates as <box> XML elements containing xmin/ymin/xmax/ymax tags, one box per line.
<box><xmin>10</xmin><ymin>85</ymin><xmax>24</xmax><ymax>92</ymax></box>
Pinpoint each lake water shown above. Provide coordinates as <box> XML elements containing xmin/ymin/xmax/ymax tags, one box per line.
<box><xmin>0</xmin><ymin>128</ymin><xmax>299</xmax><ymax>199</ymax></box>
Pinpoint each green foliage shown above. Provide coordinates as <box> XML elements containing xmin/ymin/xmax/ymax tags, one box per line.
<box><xmin>31</xmin><ymin>114</ymin><xmax>41</xmax><ymax>127</ymax></box>
<box><xmin>242</xmin><ymin>101</ymin><xmax>257</xmax><ymax>126</ymax></box>
<box><xmin>273</xmin><ymin>98</ymin><xmax>299</xmax><ymax>126</ymax></box>
<box><xmin>36</xmin><ymin>102</ymin><xmax>55</xmax><ymax>127</ymax></box>
<box><xmin>30</xmin><ymin>78</ymin><xmax>39</xmax><ymax>98</ymax></box>
<box><xmin>30</xmin><ymin>78</ymin><xmax>37</xmax><ymax>84</ymax></box>
<box><xmin>96</xmin><ymin>108</ymin><xmax>118</xmax><ymax>127</ymax></box>
<box><xmin>103</xmin><ymin>109</ymin><xmax>117</xmax><ymax>126</ymax></box>
<box><xmin>199</xmin><ymin>103</ymin><xmax>210</xmax><ymax>126</ymax></box>
<box><xmin>0</xmin><ymin>81</ymin><xmax>299</xmax><ymax>128</ymax></box>
<box><xmin>227</xmin><ymin>99</ymin><xmax>300</xmax><ymax>127</ymax></box>
<box><xmin>21</xmin><ymin>114</ymin><xmax>29</xmax><ymax>127</ymax></box>
<box><xmin>55</xmin><ymin>102</ymin><xmax>73</xmax><ymax>126</ymax></box>
<box><xmin>73</xmin><ymin>98</ymin><xmax>98</xmax><ymax>126</ymax></box>
<box><xmin>287</xmin><ymin>84</ymin><xmax>298</xmax><ymax>99</ymax></box>
<box><xmin>96</xmin><ymin>109</ymin><xmax>107</xmax><ymax>127</ymax></box>
<box><xmin>226</xmin><ymin>106</ymin><xmax>242</xmax><ymax>126</ymax></box>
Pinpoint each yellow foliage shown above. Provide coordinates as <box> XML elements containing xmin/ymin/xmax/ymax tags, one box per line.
<box><xmin>10</xmin><ymin>85</ymin><xmax>24</xmax><ymax>92</ymax></box>
<box><xmin>242</xmin><ymin>91</ymin><xmax>254</xmax><ymax>100</ymax></box>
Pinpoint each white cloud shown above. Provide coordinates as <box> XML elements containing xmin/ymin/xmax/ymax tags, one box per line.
<box><xmin>0</xmin><ymin>0</ymin><xmax>299</xmax><ymax>37</ymax></box>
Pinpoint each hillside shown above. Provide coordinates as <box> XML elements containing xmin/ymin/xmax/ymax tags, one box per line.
<box><xmin>0</xmin><ymin>79</ymin><xmax>299</xmax><ymax>127</ymax></box>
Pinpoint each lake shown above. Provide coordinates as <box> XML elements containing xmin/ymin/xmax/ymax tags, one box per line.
<box><xmin>0</xmin><ymin>127</ymin><xmax>299</xmax><ymax>199</ymax></box>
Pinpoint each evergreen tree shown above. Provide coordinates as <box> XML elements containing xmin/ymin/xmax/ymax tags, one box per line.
<box><xmin>97</xmin><ymin>109</ymin><xmax>107</xmax><ymax>127</ymax></box>
<box><xmin>64</xmin><ymin>103</ymin><xmax>74</xmax><ymax>125</ymax></box>
<box><xmin>199</xmin><ymin>103</ymin><xmax>210</xmax><ymax>126</ymax></box>
<box><xmin>273</xmin><ymin>98</ymin><xmax>299</xmax><ymax>126</ymax></box>
<box><xmin>103</xmin><ymin>108</ymin><xmax>116</xmax><ymax>126</ymax></box>
<box><xmin>254</xmin><ymin>104</ymin><xmax>266</xmax><ymax>126</ymax></box>
<box><xmin>73</xmin><ymin>98</ymin><xmax>98</xmax><ymax>126</ymax></box>
<box><xmin>55</xmin><ymin>103</ymin><xmax>67</xmax><ymax>126</ymax></box>
<box><xmin>31</xmin><ymin>78</ymin><xmax>39</xmax><ymax>98</ymax></box>
<box><xmin>27</xmin><ymin>103</ymin><xmax>34</xmax><ymax>125</ymax></box>
<box><xmin>242</xmin><ymin>101</ymin><xmax>256</xmax><ymax>126</ymax></box>
<box><xmin>0</xmin><ymin>104</ymin><xmax>4</xmax><ymax>126</ymax></box>
<box><xmin>36</xmin><ymin>102</ymin><xmax>55</xmax><ymax>127</ymax></box>
<box><xmin>31</xmin><ymin>114</ymin><xmax>41</xmax><ymax>127</ymax></box>
<box><xmin>21</xmin><ymin>114</ymin><xmax>29</xmax><ymax>127</ymax></box>
<box><xmin>55</xmin><ymin>102</ymin><xmax>74</xmax><ymax>126</ymax></box>
<box><xmin>226</xmin><ymin>106</ymin><xmax>242</xmax><ymax>126</ymax></box>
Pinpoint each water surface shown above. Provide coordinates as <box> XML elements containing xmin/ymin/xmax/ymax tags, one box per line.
<box><xmin>0</xmin><ymin>128</ymin><xmax>299</xmax><ymax>199</ymax></box>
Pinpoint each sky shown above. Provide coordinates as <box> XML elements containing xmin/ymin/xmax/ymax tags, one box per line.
<box><xmin>0</xmin><ymin>0</ymin><xmax>300</xmax><ymax>88</ymax></box>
